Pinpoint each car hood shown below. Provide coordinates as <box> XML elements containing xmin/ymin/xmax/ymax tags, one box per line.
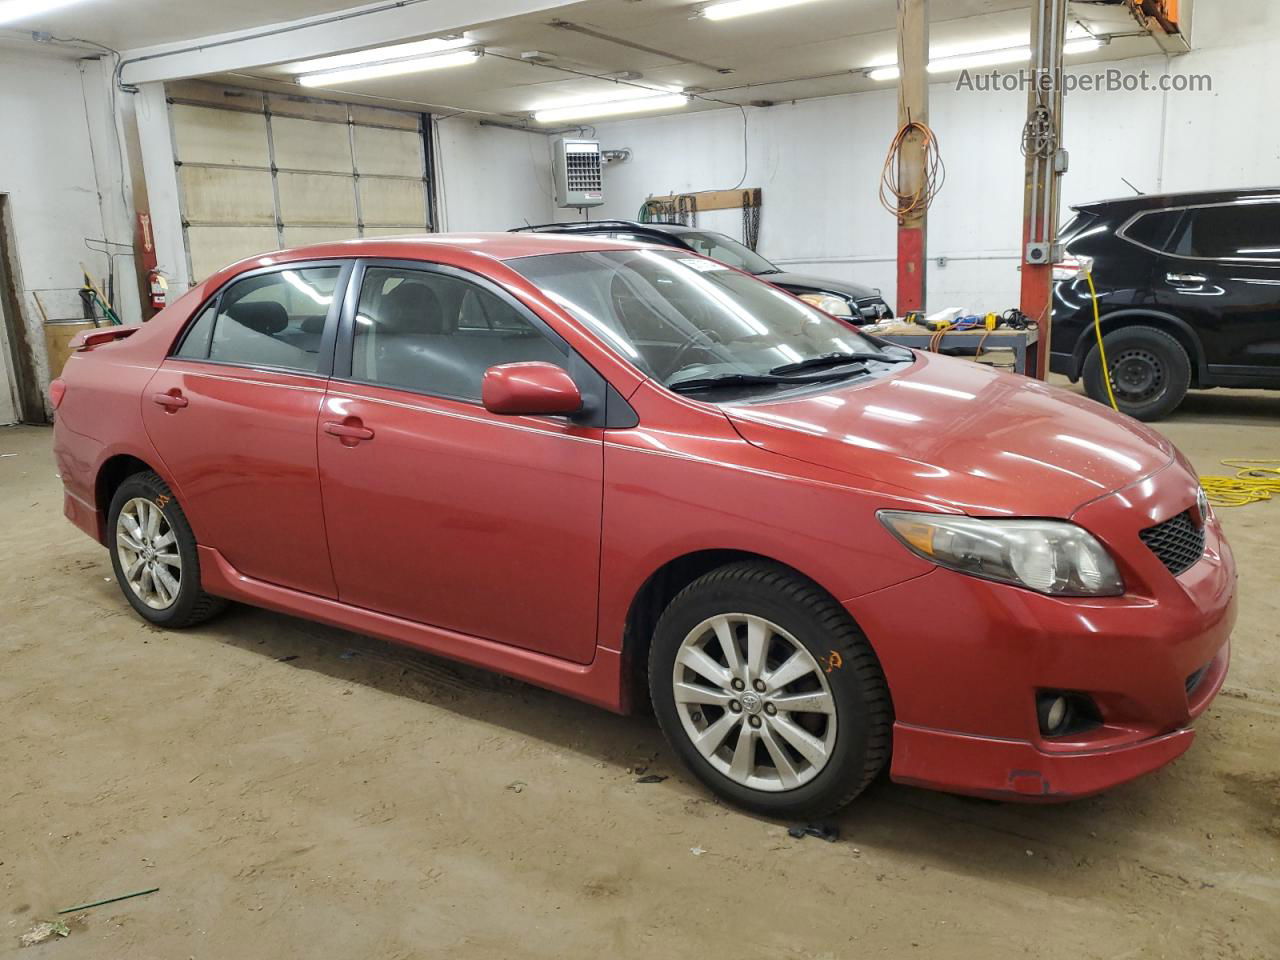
<box><xmin>764</xmin><ymin>271</ymin><xmax>883</xmax><ymax>302</ymax></box>
<box><xmin>723</xmin><ymin>352</ymin><xmax>1175</xmax><ymax>517</ymax></box>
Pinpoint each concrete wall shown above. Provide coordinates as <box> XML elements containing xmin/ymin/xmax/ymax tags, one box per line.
<box><xmin>584</xmin><ymin>0</ymin><xmax>1280</xmax><ymax>314</ymax></box>
<box><xmin>0</xmin><ymin>51</ymin><xmax>138</xmax><ymax>423</ymax></box>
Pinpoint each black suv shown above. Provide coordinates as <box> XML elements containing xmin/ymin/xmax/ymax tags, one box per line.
<box><xmin>511</xmin><ymin>220</ymin><xmax>893</xmax><ymax>324</ymax></box>
<box><xmin>1053</xmin><ymin>187</ymin><xmax>1280</xmax><ymax>420</ymax></box>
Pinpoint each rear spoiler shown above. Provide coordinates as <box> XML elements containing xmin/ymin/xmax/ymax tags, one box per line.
<box><xmin>71</xmin><ymin>326</ymin><xmax>139</xmax><ymax>352</ymax></box>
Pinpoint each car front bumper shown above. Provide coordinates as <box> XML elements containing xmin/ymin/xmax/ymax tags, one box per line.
<box><xmin>848</xmin><ymin>466</ymin><xmax>1237</xmax><ymax>801</ymax></box>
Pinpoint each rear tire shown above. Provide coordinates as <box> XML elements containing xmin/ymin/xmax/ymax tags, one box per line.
<box><xmin>1083</xmin><ymin>325</ymin><xmax>1190</xmax><ymax>422</ymax></box>
<box><xmin>107</xmin><ymin>471</ymin><xmax>226</xmax><ymax>628</ymax></box>
<box><xmin>648</xmin><ymin>561</ymin><xmax>891</xmax><ymax>819</ymax></box>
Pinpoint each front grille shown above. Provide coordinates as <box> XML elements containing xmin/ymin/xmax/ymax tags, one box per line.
<box><xmin>1139</xmin><ymin>509</ymin><xmax>1205</xmax><ymax>577</ymax></box>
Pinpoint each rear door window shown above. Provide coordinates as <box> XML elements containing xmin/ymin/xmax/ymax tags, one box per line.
<box><xmin>177</xmin><ymin>266</ymin><xmax>342</xmax><ymax>372</ymax></box>
<box><xmin>1173</xmin><ymin>203</ymin><xmax>1280</xmax><ymax>261</ymax></box>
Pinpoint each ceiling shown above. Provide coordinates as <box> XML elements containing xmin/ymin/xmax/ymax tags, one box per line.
<box><xmin>4</xmin><ymin>0</ymin><xmax>1164</xmax><ymax>123</ymax></box>
<box><xmin>0</xmin><ymin>0</ymin><xmax>380</xmax><ymax>50</ymax></box>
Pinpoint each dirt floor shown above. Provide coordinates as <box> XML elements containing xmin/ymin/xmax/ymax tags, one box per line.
<box><xmin>2</xmin><ymin>382</ymin><xmax>1278</xmax><ymax>959</ymax></box>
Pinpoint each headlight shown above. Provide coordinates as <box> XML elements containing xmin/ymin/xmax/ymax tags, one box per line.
<box><xmin>797</xmin><ymin>293</ymin><xmax>854</xmax><ymax>318</ymax></box>
<box><xmin>878</xmin><ymin>511</ymin><xmax>1124</xmax><ymax>597</ymax></box>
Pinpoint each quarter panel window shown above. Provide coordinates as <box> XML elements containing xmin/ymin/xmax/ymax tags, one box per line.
<box><xmin>351</xmin><ymin>267</ymin><xmax>566</xmax><ymax>401</ymax></box>
<box><xmin>181</xmin><ymin>266</ymin><xmax>341</xmax><ymax>371</ymax></box>
<box><xmin>1123</xmin><ymin>211</ymin><xmax>1183</xmax><ymax>252</ymax></box>
<box><xmin>175</xmin><ymin>304</ymin><xmax>217</xmax><ymax>359</ymax></box>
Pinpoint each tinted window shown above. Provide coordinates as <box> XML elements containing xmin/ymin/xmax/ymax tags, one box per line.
<box><xmin>178</xmin><ymin>266</ymin><xmax>341</xmax><ymax>372</ymax></box>
<box><xmin>1177</xmin><ymin>203</ymin><xmax>1280</xmax><ymax>260</ymax></box>
<box><xmin>1123</xmin><ymin>210</ymin><xmax>1183</xmax><ymax>251</ymax></box>
<box><xmin>351</xmin><ymin>267</ymin><xmax>565</xmax><ymax>401</ymax></box>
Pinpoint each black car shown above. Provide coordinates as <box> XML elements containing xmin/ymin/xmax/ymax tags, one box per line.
<box><xmin>511</xmin><ymin>220</ymin><xmax>893</xmax><ymax>324</ymax></box>
<box><xmin>1053</xmin><ymin>187</ymin><xmax>1280</xmax><ymax>420</ymax></box>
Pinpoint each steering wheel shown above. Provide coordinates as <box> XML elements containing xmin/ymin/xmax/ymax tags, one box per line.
<box><xmin>663</xmin><ymin>329</ymin><xmax>723</xmax><ymax>379</ymax></box>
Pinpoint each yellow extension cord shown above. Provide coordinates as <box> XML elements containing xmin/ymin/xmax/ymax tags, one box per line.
<box><xmin>1085</xmin><ymin>270</ymin><xmax>1120</xmax><ymax>412</ymax></box>
<box><xmin>1199</xmin><ymin>462</ymin><xmax>1280</xmax><ymax>508</ymax></box>
<box><xmin>1084</xmin><ymin>270</ymin><xmax>1276</xmax><ymax>508</ymax></box>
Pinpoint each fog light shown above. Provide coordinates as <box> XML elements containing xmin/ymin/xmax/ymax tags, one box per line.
<box><xmin>1036</xmin><ymin>691</ymin><xmax>1102</xmax><ymax>738</ymax></box>
<box><xmin>1036</xmin><ymin>693</ymin><xmax>1070</xmax><ymax>736</ymax></box>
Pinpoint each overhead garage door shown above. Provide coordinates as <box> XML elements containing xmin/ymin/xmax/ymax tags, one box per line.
<box><xmin>166</xmin><ymin>80</ymin><xmax>435</xmax><ymax>284</ymax></box>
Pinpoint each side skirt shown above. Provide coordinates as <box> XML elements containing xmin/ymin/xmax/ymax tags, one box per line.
<box><xmin>198</xmin><ymin>546</ymin><xmax>627</xmax><ymax>713</ymax></box>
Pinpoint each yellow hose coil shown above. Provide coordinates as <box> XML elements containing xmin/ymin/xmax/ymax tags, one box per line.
<box><xmin>1199</xmin><ymin>460</ymin><xmax>1280</xmax><ymax>508</ymax></box>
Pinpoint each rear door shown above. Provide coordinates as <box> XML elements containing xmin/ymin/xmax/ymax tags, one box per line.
<box><xmin>316</xmin><ymin>260</ymin><xmax>605</xmax><ymax>663</ymax></box>
<box><xmin>1155</xmin><ymin>200</ymin><xmax>1280</xmax><ymax>376</ymax></box>
<box><xmin>142</xmin><ymin>261</ymin><xmax>351</xmax><ymax>597</ymax></box>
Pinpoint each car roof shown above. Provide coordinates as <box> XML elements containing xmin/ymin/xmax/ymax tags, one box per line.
<box><xmin>220</xmin><ymin>232</ymin><xmax>652</xmax><ymax>270</ymax></box>
<box><xmin>202</xmin><ymin>232</ymin><xmax>665</xmax><ymax>293</ymax></box>
<box><xmin>1072</xmin><ymin>186</ymin><xmax>1280</xmax><ymax>215</ymax></box>
<box><xmin>513</xmin><ymin>219</ymin><xmax>705</xmax><ymax>237</ymax></box>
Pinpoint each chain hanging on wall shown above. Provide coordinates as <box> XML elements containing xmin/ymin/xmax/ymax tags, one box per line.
<box><xmin>741</xmin><ymin>188</ymin><xmax>762</xmax><ymax>251</ymax></box>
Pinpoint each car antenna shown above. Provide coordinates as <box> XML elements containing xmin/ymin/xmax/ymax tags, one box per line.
<box><xmin>1120</xmin><ymin>177</ymin><xmax>1145</xmax><ymax>196</ymax></box>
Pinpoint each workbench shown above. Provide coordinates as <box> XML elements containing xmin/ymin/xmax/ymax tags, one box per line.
<box><xmin>873</xmin><ymin>327</ymin><xmax>1040</xmax><ymax>376</ymax></box>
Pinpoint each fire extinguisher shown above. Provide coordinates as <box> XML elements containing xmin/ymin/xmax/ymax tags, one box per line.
<box><xmin>147</xmin><ymin>269</ymin><xmax>168</xmax><ymax>312</ymax></box>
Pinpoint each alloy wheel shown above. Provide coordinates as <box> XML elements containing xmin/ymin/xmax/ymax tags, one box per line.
<box><xmin>671</xmin><ymin>613</ymin><xmax>837</xmax><ymax>791</ymax></box>
<box><xmin>115</xmin><ymin>497</ymin><xmax>182</xmax><ymax>610</ymax></box>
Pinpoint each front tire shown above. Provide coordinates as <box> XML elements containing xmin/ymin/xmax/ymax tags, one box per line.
<box><xmin>649</xmin><ymin>561</ymin><xmax>891</xmax><ymax>819</ymax></box>
<box><xmin>107</xmin><ymin>471</ymin><xmax>226</xmax><ymax>628</ymax></box>
<box><xmin>1083</xmin><ymin>325</ymin><xmax>1191</xmax><ymax>421</ymax></box>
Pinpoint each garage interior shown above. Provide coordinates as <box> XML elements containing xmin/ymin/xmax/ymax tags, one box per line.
<box><xmin>2</xmin><ymin>0</ymin><xmax>1279</xmax><ymax>955</ymax></box>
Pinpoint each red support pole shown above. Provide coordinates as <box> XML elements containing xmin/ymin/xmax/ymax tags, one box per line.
<box><xmin>895</xmin><ymin>0</ymin><xmax>928</xmax><ymax>316</ymax></box>
<box><xmin>897</xmin><ymin>225</ymin><xmax>926</xmax><ymax>315</ymax></box>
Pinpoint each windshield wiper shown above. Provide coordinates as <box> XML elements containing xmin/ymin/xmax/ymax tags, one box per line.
<box><xmin>668</xmin><ymin>371</ymin><xmax>860</xmax><ymax>393</ymax></box>
<box><xmin>769</xmin><ymin>351</ymin><xmax>908</xmax><ymax>376</ymax></box>
<box><xmin>754</xmin><ymin>268</ymin><xmax>783</xmax><ymax>276</ymax></box>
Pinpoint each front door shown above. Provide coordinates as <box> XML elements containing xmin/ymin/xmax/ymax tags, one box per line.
<box><xmin>317</xmin><ymin>261</ymin><xmax>604</xmax><ymax>663</ymax></box>
<box><xmin>142</xmin><ymin>262</ymin><xmax>348</xmax><ymax>597</ymax></box>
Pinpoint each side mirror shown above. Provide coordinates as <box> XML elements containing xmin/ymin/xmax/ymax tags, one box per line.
<box><xmin>482</xmin><ymin>362</ymin><xmax>583</xmax><ymax>416</ymax></box>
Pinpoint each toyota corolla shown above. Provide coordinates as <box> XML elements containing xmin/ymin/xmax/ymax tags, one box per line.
<box><xmin>50</xmin><ymin>234</ymin><xmax>1235</xmax><ymax>817</ymax></box>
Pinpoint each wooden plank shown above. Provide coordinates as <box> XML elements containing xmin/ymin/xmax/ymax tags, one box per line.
<box><xmin>644</xmin><ymin>188</ymin><xmax>761</xmax><ymax>213</ymax></box>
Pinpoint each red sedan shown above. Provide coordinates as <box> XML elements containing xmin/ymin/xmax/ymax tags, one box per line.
<box><xmin>51</xmin><ymin>234</ymin><xmax>1235</xmax><ymax>817</ymax></box>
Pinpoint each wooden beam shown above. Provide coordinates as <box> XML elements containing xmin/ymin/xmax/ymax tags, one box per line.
<box><xmin>644</xmin><ymin>189</ymin><xmax>761</xmax><ymax>213</ymax></box>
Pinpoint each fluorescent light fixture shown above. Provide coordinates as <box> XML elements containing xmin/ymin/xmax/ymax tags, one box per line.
<box><xmin>298</xmin><ymin>48</ymin><xmax>481</xmax><ymax>87</ymax></box>
<box><xmin>533</xmin><ymin>93</ymin><xmax>690</xmax><ymax>124</ymax></box>
<box><xmin>868</xmin><ymin>35</ymin><xmax>1106</xmax><ymax>81</ymax></box>
<box><xmin>0</xmin><ymin>0</ymin><xmax>87</xmax><ymax>24</ymax></box>
<box><xmin>533</xmin><ymin>85</ymin><xmax>683</xmax><ymax>112</ymax></box>
<box><xmin>284</xmin><ymin>35</ymin><xmax>471</xmax><ymax>75</ymax></box>
<box><xmin>702</xmin><ymin>0</ymin><xmax>824</xmax><ymax>20</ymax></box>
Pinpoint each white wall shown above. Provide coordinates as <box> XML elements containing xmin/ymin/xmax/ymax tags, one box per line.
<box><xmin>585</xmin><ymin>0</ymin><xmax>1280</xmax><ymax>314</ymax></box>
<box><xmin>433</xmin><ymin>118</ymin><xmax>555</xmax><ymax>232</ymax></box>
<box><xmin>0</xmin><ymin>50</ymin><xmax>137</xmax><ymax>422</ymax></box>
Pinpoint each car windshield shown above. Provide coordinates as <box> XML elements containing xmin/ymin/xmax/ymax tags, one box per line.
<box><xmin>675</xmin><ymin>230</ymin><xmax>779</xmax><ymax>274</ymax></box>
<box><xmin>507</xmin><ymin>249</ymin><xmax>905</xmax><ymax>393</ymax></box>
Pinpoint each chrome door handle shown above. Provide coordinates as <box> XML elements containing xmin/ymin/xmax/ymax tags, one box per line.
<box><xmin>1166</xmin><ymin>273</ymin><xmax>1207</xmax><ymax>284</ymax></box>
